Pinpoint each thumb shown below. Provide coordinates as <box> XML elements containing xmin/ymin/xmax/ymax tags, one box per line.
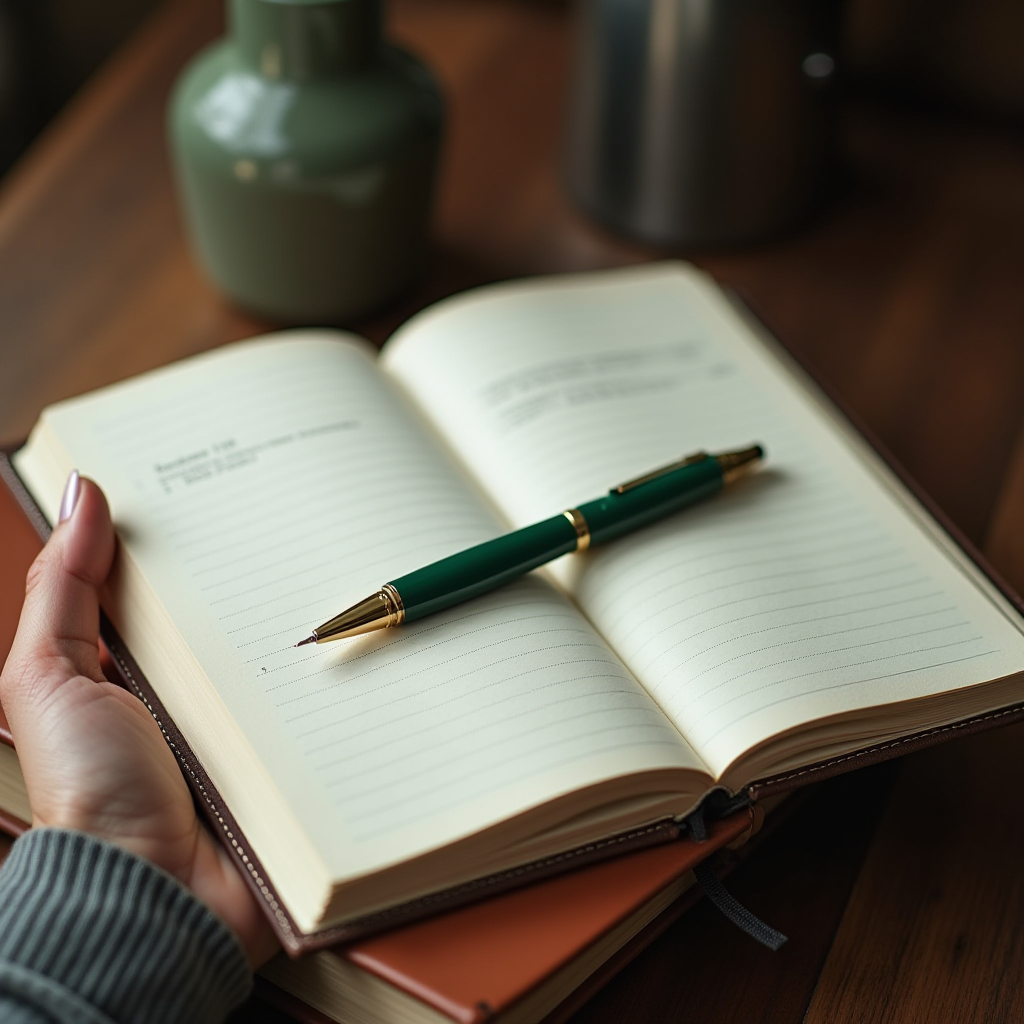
<box><xmin>1</xmin><ymin>472</ymin><xmax>116</xmax><ymax>712</ymax></box>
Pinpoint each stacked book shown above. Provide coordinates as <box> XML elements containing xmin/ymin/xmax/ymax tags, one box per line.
<box><xmin>4</xmin><ymin>263</ymin><xmax>1024</xmax><ymax>1020</ymax></box>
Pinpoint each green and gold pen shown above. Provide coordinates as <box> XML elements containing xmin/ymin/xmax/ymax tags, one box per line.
<box><xmin>295</xmin><ymin>445</ymin><xmax>764</xmax><ymax>646</ymax></box>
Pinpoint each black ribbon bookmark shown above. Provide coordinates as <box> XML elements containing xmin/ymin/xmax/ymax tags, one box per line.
<box><xmin>687</xmin><ymin>805</ymin><xmax>788</xmax><ymax>952</ymax></box>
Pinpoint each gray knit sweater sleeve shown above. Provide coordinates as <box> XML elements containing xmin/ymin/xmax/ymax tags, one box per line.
<box><xmin>0</xmin><ymin>829</ymin><xmax>252</xmax><ymax>1024</ymax></box>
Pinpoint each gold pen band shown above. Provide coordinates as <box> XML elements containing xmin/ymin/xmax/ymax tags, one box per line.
<box><xmin>563</xmin><ymin>508</ymin><xmax>591</xmax><ymax>552</ymax></box>
<box><xmin>380</xmin><ymin>583</ymin><xmax>405</xmax><ymax>625</ymax></box>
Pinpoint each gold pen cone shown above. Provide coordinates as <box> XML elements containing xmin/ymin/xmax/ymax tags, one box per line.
<box><xmin>297</xmin><ymin>583</ymin><xmax>405</xmax><ymax>646</ymax></box>
<box><xmin>715</xmin><ymin>445</ymin><xmax>764</xmax><ymax>484</ymax></box>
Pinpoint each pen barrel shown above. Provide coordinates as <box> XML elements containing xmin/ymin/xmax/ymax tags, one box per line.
<box><xmin>579</xmin><ymin>457</ymin><xmax>723</xmax><ymax>546</ymax></box>
<box><xmin>393</xmin><ymin>515</ymin><xmax>579</xmax><ymax>621</ymax></box>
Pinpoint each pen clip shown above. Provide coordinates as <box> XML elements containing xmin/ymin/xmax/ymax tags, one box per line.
<box><xmin>612</xmin><ymin>451</ymin><xmax>709</xmax><ymax>495</ymax></box>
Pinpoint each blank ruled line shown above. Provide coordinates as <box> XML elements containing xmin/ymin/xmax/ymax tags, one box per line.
<box><xmin>225</xmin><ymin>600</ymin><xmax>347</xmax><ymax>635</ymax></box>
<box><xmin>160</xmin><ymin>449</ymin><xmax>379</xmax><ymax>537</ymax></box>
<box><xmin>247</xmin><ymin>649</ymin><xmax>320</xmax><ymax>667</ymax></box>
<box><xmin>317</xmin><ymin>684</ymin><xmax>645</xmax><ymax>777</ymax></box>
<box><xmin>157</xmin><ymin>442</ymin><xmax>440</xmax><ymax>536</ymax></box>
<box><xmin>303</xmin><ymin>653</ymin><xmax>626</xmax><ymax>756</ymax></box>
<box><xmin>349</xmin><ymin>732</ymin><xmax>685</xmax><ymax>839</ymax></box>
<box><xmin>192</xmin><ymin>495</ymin><xmax>471</xmax><ymax>577</ymax></box>
<box><xmin>601</xmin><ymin>549</ymin><xmax>907</xmax><ymax>639</ymax></box>
<box><xmin>217</xmin><ymin>578</ymin><xmax>340</xmax><ymax>618</ymax></box>
<box><xmin>202</xmin><ymin>549</ymin><xmax>341</xmax><ymax>589</ymax></box>
<box><xmin>287</xmin><ymin>643</ymin><xmax>616</xmax><ymax>728</ymax></box>
<box><xmin>223</xmin><ymin>536</ymin><xmax>499</xmax><ymax>630</ymax></box>
<box><xmin>209</xmin><ymin>555</ymin><xmax>343</xmax><ymax>600</ymax></box>
<box><xmin>180</xmin><ymin>483</ymin><xmax>468</xmax><ymax>565</ymax></box>
<box><xmin>160</xmin><ymin>450</ymin><xmax>347</xmax><ymax>532</ymax></box>
<box><xmin>212</xmin><ymin>525</ymin><xmax>471</xmax><ymax>606</ymax></box>
<box><xmin>178</xmin><ymin>475</ymin><xmax>468</xmax><ymax>560</ymax></box>
<box><xmin>627</xmin><ymin>579</ymin><xmax>938</xmax><ymax>667</ymax></box>
<box><xmin>169</xmin><ymin>462</ymin><xmax>458</xmax><ymax>544</ymax></box>
<box><xmin>306</xmin><ymin>673</ymin><xmax>632</xmax><ymax>757</ymax></box>
<box><xmin>341</xmin><ymin>711</ymin><xmax>673</xmax><ymax>810</ymax></box>
<box><xmin>277</xmin><ymin>626</ymin><xmax>597</xmax><ymax>702</ymax></box>
<box><xmin>154</xmin><ymin>434</ymin><xmax>460</xmax><ymax>533</ymax></box>
<box><xmin>223</xmin><ymin>529</ymin><xmax>509</xmax><ymax>634</ymax></box>
<box><xmin>698</xmin><ymin>649</ymin><xmax>1001</xmax><ymax>745</ymax></box>
<box><xmin>236</xmin><ymin>622</ymin><xmax>329</xmax><ymax>648</ymax></box>
<box><xmin>587</xmin><ymin>518</ymin><xmax>883</xmax><ymax>620</ymax></box>
<box><xmin>213</xmin><ymin>522</ymin><xmax>485</xmax><ymax>602</ymax></box>
<box><xmin>677</xmin><ymin>623</ymin><xmax>975</xmax><ymax>711</ymax></box>
<box><xmin>688</xmin><ymin>636</ymin><xmax>988</xmax><ymax>731</ymax></box>
<box><xmin>581</xmin><ymin>486</ymin><xmax>852</xmax><ymax>578</ymax></box>
<box><xmin>353</xmin><ymin>737</ymin><xmax>687</xmax><ymax>841</ymax></box>
<box><xmin>586</xmin><ymin>504</ymin><xmax>875</xmax><ymax>611</ymax></box>
<box><xmin>195</xmin><ymin>505</ymin><xmax>478</xmax><ymax>581</ymax></box>
<box><xmin>251</xmin><ymin>644</ymin><xmax>302</xmax><ymax>662</ymax></box>
<box><xmin>267</xmin><ymin>619</ymin><xmax>587</xmax><ymax>694</ymax></box>
<box><xmin>612</xmin><ymin>564</ymin><xmax>922</xmax><ymax>648</ymax></box>
<box><xmin>667</xmin><ymin>607</ymin><xmax>964</xmax><ymax>688</ymax></box>
<box><xmin>642</xmin><ymin>596</ymin><xmax>952</xmax><ymax>677</ymax></box>
<box><xmin>599</xmin><ymin>539</ymin><xmax>901</xmax><ymax>637</ymax></box>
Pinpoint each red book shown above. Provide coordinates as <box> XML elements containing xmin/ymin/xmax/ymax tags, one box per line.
<box><xmin>254</xmin><ymin>812</ymin><xmax>751</xmax><ymax>1024</ymax></box>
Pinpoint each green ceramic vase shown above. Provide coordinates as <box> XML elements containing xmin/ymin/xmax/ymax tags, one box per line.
<box><xmin>169</xmin><ymin>0</ymin><xmax>443</xmax><ymax>323</ymax></box>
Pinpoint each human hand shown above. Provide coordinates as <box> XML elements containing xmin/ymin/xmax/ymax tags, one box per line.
<box><xmin>0</xmin><ymin>471</ymin><xmax>277</xmax><ymax>966</ymax></box>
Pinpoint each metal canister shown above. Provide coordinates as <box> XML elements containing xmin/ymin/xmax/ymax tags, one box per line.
<box><xmin>564</xmin><ymin>0</ymin><xmax>841</xmax><ymax>246</ymax></box>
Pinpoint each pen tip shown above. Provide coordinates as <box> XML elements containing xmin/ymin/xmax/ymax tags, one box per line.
<box><xmin>295</xmin><ymin>635</ymin><xmax>317</xmax><ymax>647</ymax></box>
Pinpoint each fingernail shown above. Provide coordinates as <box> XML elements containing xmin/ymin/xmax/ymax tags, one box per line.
<box><xmin>58</xmin><ymin>469</ymin><xmax>80</xmax><ymax>524</ymax></box>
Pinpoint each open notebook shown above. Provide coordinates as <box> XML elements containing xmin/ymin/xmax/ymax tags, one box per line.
<box><xmin>7</xmin><ymin>262</ymin><xmax>1024</xmax><ymax>950</ymax></box>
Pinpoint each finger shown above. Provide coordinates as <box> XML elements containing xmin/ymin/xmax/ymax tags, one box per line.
<box><xmin>2</xmin><ymin>473</ymin><xmax>116</xmax><ymax>705</ymax></box>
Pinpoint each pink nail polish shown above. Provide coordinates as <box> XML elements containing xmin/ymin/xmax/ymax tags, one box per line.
<box><xmin>58</xmin><ymin>469</ymin><xmax>80</xmax><ymax>524</ymax></box>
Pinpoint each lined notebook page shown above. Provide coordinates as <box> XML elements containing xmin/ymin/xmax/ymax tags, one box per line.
<box><xmin>383</xmin><ymin>264</ymin><xmax>1024</xmax><ymax>781</ymax></box>
<box><xmin>17</xmin><ymin>334</ymin><xmax>702</xmax><ymax>888</ymax></box>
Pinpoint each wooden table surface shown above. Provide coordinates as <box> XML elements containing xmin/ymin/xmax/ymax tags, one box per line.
<box><xmin>2</xmin><ymin>0</ymin><xmax>1024</xmax><ymax>1020</ymax></box>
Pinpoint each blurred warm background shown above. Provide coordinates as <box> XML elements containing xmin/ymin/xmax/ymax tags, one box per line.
<box><xmin>849</xmin><ymin>0</ymin><xmax>1024</xmax><ymax>119</ymax></box>
<box><xmin>1</xmin><ymin>0</ymin><xmax>1022</xmax><ymax>182</ymax></box>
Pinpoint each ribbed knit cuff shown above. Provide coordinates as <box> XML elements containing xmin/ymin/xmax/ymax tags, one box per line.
<box><xmin>0</xmin><ymin>829</ymin><xmax>252</xmax><ymax>1024</ymax></box>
